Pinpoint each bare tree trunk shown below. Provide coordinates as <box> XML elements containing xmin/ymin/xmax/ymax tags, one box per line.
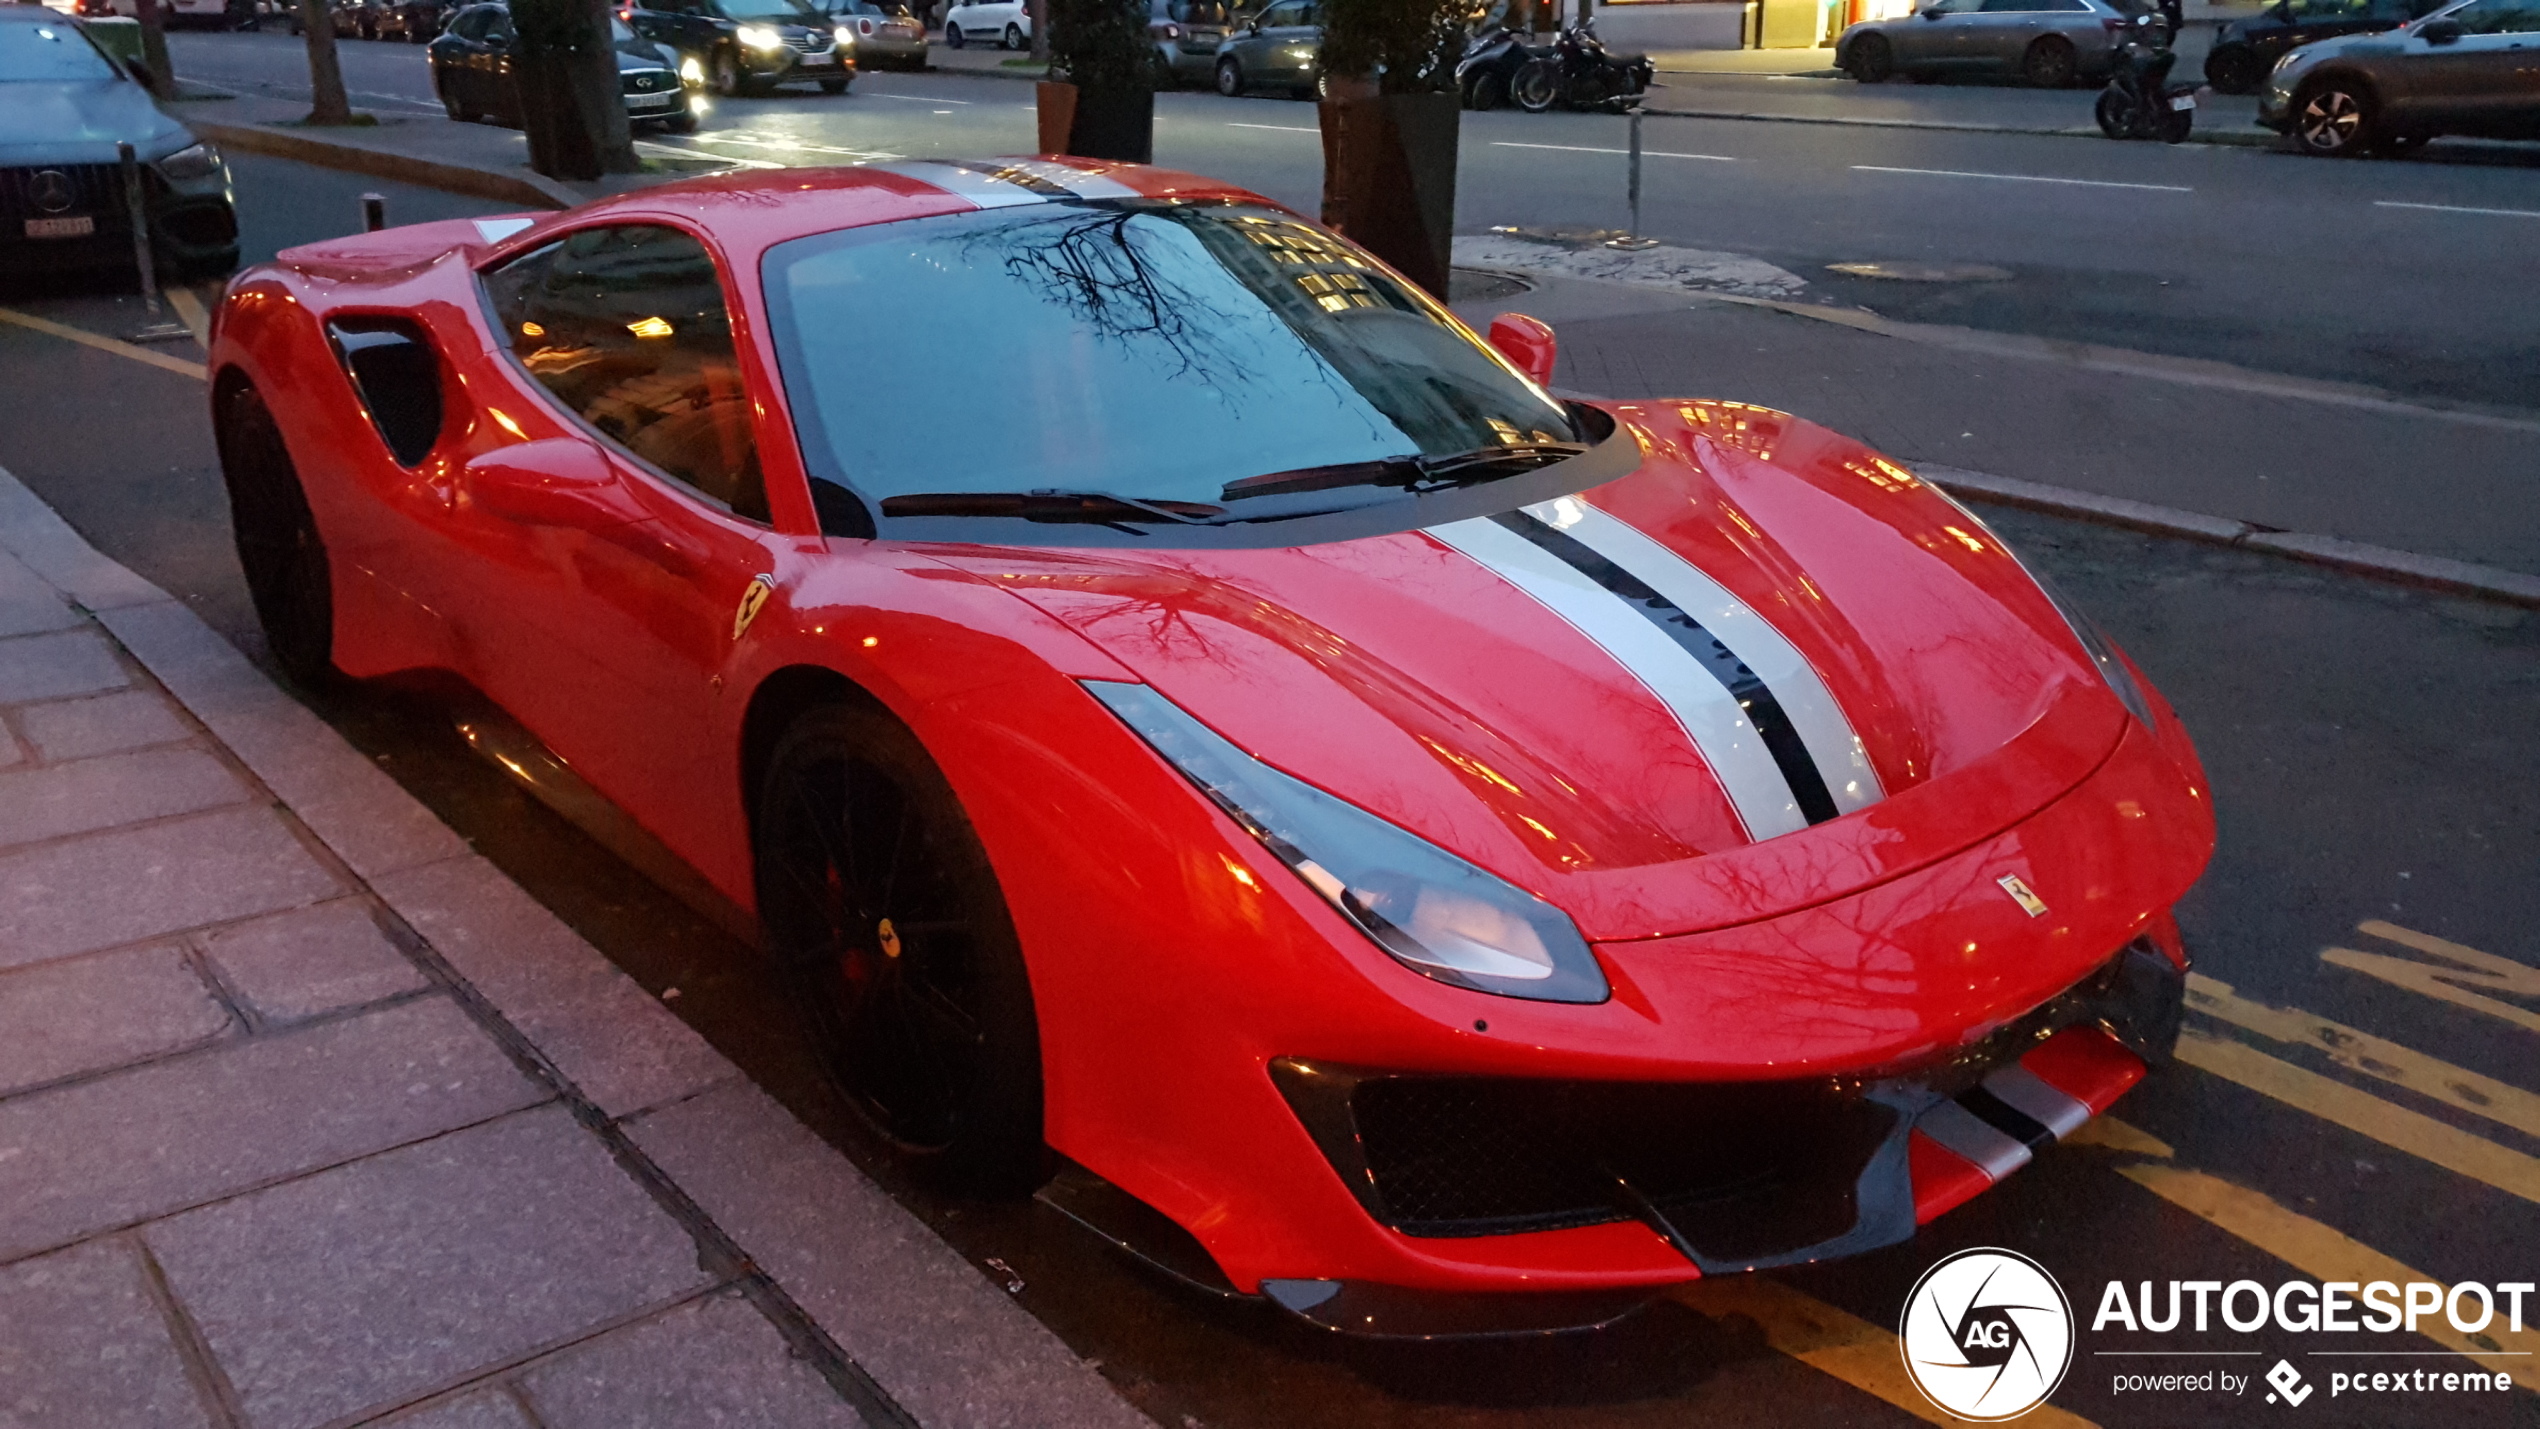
<box><xmin>514</xmin><ymin>0</ymin><xmax>637</xmax><ymax>179</ymax></box>
<box><xmin>1029</xmin><ymin>0</ymin><xmax>1049</xmax><ymax>62</ymax></box>
<box><xmin>134</xmin><ymin>0</ymin><xmax>175</xmax><ymax>100</ymax></box>
<box><xmin>297</xmin><ymin>0</ymin><xmax>355</xmax><ymax>123</ymax></box>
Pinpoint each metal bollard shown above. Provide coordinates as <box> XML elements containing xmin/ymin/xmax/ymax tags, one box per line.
<box><xmin>117</xmin><ymin>141</ymin><xmax>162</xmax><ymax>317</ymax></box>
<box><xmin>361</xmin><ymin>192</ymin><xmax>386</xmax><ymax>232</ymax></box>
<box><xmin>1604</xmin><ymin>110</ymin><xmax>1658</xmax><ymax>250</ymax></box>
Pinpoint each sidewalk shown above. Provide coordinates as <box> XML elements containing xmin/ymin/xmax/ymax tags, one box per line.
<box><xmin>0</xmin><ymin>467</ymin><xmax>1147</xmax><ymax>1428</ymax></box>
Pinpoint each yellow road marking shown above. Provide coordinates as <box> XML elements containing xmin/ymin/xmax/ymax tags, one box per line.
<box><xmin>2175</xmin><ymin>1027</ymin><xmax>2540</xmax><ymax>1206</ymax></box>
<box><xmin>0</xmin><ymin>306</ymin><xmax>206</xmax><ymax>381</ymax></box>
<box><xmin>2325</xmin><ymin>921</ymin><xmax>2540</xmax><ymax>1038</ymax></box>
<box><xmin>166</xmin><ymin>286</ymin><xmax>212</xmax><ymax>349</ymax></box>
<box><xmin>2121</xmin><ymin>1164</ymin><xmax>2540</xmax><ymax>1393</ymax></box>
<box><xmin>2188</xmin><ymin>974</ymin><xmax>2540</xmax><ymax>1140</ymax></box>
<box><xmin>1674</xmin><ymin>1277</ymin><xmax>2101</xmax><ymax>1428</ymax></box>
<box><xmin>2064</xmin><ymin>1116</ymin><xmax>2175</xmax><ymax>1159</ymax></box>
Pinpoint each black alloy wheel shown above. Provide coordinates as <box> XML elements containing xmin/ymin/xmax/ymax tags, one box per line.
<box><xmin>945</xmin><ymin>20</ymin><xmax>964</xmax><ymax>46</ymax></box>
<box><xmin>1845</xmin><ymin>31</ymin><xmax>1893</xmax><ymax>83</ymax></box>
<box><xmin>1003</xmin><ymin>20</ymin><xmax>1022</xmax><ymax>48</ymax></box>
<box><xmin>438</xmin><ymin>72</ymin><xmax>468</xmax><ymax>120</ymax></box>
<box><xmin>1512</xmin><ymin>56</ymin><xmax>1561</xmax><ymax>111</ymax></box>
<box><xmin>216</xmin><ymin>385</ymin><xmax>337</xmax><ymax>689</ymax></box>
<box><xmin>2294</xmin><ymin>78</ymin><xmax>2373</xmax><ymax>154</ymax></box>
<box><xmin>755</xmin><ymin>704</ymin><xmax>1045</xmax><ymax>1194</ymax></box>
<box><xmin>1214</xmin><ymin>53</ymin><xmax>1242</xmax><ymax>95</ymax></box>
<box><xmin>2203</xmin><ymin>42</ymin><xmax>2263</xmax><ymax>94</ymax></box>
<box><xmin>2022</xmin><ymin>35</ymin><xmax>2076</xmax><ymax>87</ymax></box>
<box><xmin>2094</xmin><ymin>84</ymin><xmax>2133</xmax><ymax>138</ymax></box>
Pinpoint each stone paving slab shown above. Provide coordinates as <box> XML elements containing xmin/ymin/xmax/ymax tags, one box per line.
<box><xmin>0</xmin><ymin>943</ymin><xmax>232</xmax><ymax>1097</ymax></box>
<box><xmin>520</xmin><ymin>1288</ymin><xmax>871</xmax><ymax>1429</ymax></box>
<box><xmin>376</xmin><ymin>1391</ymin><xmax>537</xmax><ymax>1429</ymax></box>
<box><xmin>0</xmin><ymin>996</ymin><xmax>544</xmax><ymax>1262</ymax></box>
<box><xmin>0</xmin><ymin>628</ymin><xmax>129</xmax><ymax>706</ymax></box>
<box><xmin>374</xmin><ymin>855</ymin><xmax>735</xmax><ymax>1120</ymax></box>
<box><xmin>0</xmin><ymin>549</ymin><xmax>84</xmax><ymax>641</ymax></box>
<box><xmin>14</xmin><ymin>687</ymin><xmax>194</xmax><ymax>762</ymax></box>
<box><xmin>629</xmin><ymin>1080</ymin><xmax>1147</xmax><ymax>1429</ymax></box>
<box><xmin>0</xmin><ymin>805</ymin><xmax>346</xmax><ymax>972</ymax></box>
<box><xmin>147</xmin><ymin>1104</ymin><xmax>714</xmax><ymax>1429</ymax></box>
<box><xmin>201</xmin><ymin>898</ymin><xmax>433</xmax><ymax>1026</ymax></box>
<box><xmin>0</xmin><ymin>745</ymin><xmax>250</xmax><ymax>852</ymax></box>
<box><xmin>0</xmin><ymin>1237</ymin><xmax>208</xmax><ymax>1429</ymax></box>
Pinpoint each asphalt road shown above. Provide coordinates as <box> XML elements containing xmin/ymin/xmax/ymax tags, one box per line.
<box><xmin>2</xmin><ymin>145</ymin><xmax>2535</xmax><ymax>1426</ymax></box>
<box><xmin>164</xmin><ymin>27</ymin><xmax>2540</xmax><ymax>416</ymax></box>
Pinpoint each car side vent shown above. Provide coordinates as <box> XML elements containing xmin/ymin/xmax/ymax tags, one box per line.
<box><xmin>326</xmin><ymin>318</ymin><xmax>445</xmax><ymax>468</ymax></box>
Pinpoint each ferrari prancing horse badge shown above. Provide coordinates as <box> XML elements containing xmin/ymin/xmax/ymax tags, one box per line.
<box><xmin>732</xmin><ymin>573</ymin><xmax>776</xmax><ymax>642</ymax></box>
<box><xmin>1996</xmin><ymin>875</ymin><xmax>2049</xmax><ymax>918</ymax></box>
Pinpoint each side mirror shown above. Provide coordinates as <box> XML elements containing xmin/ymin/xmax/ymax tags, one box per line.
<box><xmin>1918</xmin><ymin>7</ymin><xmax>1942</xmax><ymax>17</ymax></box>
<box><xmin>462</xmin><ymin>438</ymin><xmax>626</xmax><ymax>527</ymax></box>
<box><xmin>2418</xmin><ymin>15</ymin><xmax>2460</xmax><ymax>39</ymax></box>
<box><xmin>1487</xmin><ymin>312</ymin><xmax>1558</xmax><ymax>388</ymax></box>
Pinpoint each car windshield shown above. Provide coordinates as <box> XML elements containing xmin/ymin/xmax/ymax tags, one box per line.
<box><xmin>762</xmin><ymin>199</ymin><xmax>1581</xmax><ymax>537</ymax></box>
<box><xmin>723</xmin><ymin>0</ymin><xmax>825</xmax><ymax>20</ymax></box>
<box><xmin>0</xmin><ymin>21</ymin><xmax>119</xmax><ymax>82</ymax></box>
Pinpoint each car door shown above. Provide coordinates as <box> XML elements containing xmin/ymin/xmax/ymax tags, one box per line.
<box><xmin>2397</xmin><ymin>0</ymin><xmax>2533</xmax><ymax>117</ymax></box>
<box><xmin>1254</xmin><ymin>0</ymin><xmax>1305</xmax><ymax>74</ymax></box>
<box><xmin>466</xmin><ymin>223</ymin><xmax>790</xmax><ymax>856</ymax></box>
<box><xmin>2451</xmin><ymin>0</ymin><xmax>2540</xmax><ymax>121</ymax></box>
<box><xmin>1893</xmin><ymin>0</ymin><xmax>1977</xmax><ymax>67</ymax></box>
<box><xmin>1970</xmin><ymin>0</ymin><xmax>2050</xmax><ymax>70</ymax></box>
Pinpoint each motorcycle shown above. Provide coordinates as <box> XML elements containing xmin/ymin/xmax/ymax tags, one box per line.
<box><xmin>1511</xmin><ymin>19</ymin><xmax>1653</xmax><ymax>114</ymax></box>
<box><xmin>1458</xmin><ymin>24</ymin><xmax>1542</xmax><ymax>112</ymax></box>
<box><xmin>2096</xmin><ymin>13</ymin><xmax>2197</xmax><ymax>142</ymax></box>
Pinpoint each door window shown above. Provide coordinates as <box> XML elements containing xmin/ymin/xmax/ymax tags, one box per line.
<box><xmin>480</xmin><ymin>224</ymin><xmax>769</xmax><ymax>522</ymax></box>
<box><xmin>446</xmin><ymin>7</ymin><xmax>487</xmax><ymax>38</ymax></box>
<box><xmin>1980</xmin><ymin>0</ymin><xmax>2052</xmax><ymax>14</ymax></box>
<box><xmin>1258</xmin><ymin>1</ymin><xmax>1303</xmax><ymax>26</ymax></box>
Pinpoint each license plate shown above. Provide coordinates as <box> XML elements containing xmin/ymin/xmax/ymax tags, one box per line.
<box><xmin>798</xmin><ymin>51</ymin><xmax>836</xmax><ymax>65</ymax></box>
<box><xmin>23</xmin><ymin>216</ymin><xmax>94</xmax><ymax>239</ymax></box>
<box><xmin>2170</xmin><ymin>94</ymin><xmax>2197</xmax><ymax>110</ymax></box>
<box><xmin>627</xmin><ymin>92</ymin><xmax>677</xmax><ymax>107</ymax></box>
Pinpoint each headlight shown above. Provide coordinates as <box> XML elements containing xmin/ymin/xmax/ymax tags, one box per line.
<box><xmin>680</xmin><ymin>54</ymin><xmax>705</xmax><ymax>83</ymax></box>
<box><xmin>834</xmin><ymin>24</ymin><xmax>854</xmax><ymax>45</ymax></box>
<box><xmin>156</xmin><ymin>142</ymin><xmax>223</xmax><ymax>182</ymax></box>
<box><xmin>1088</xmin><ymin>681</ymin><xmax>1609</xmax><ymax>1004</ymax></box>
<box><xmin>737</xmin><ymin>23</ymin><xmax>783</xmax><ymax>48</ymax></box>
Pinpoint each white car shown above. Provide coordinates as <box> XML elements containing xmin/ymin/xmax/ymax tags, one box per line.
<box><xmin>942</xmin><ymin>0</ymin><xmax>1027</xmax><ymax>49</ymax></box>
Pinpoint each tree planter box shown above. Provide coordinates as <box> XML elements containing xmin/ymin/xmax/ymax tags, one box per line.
<box><xmin>1036</xmin><ymin>79</ymin><xmax>1154</xmax><ymax>162</ymax></box>
<box><xmin>1317</xmin><ymin>88</ymin><xmax>1459</xmax><ymax>299</ymax></box>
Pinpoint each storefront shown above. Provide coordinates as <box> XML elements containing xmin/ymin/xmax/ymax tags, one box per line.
<box><xmin>1584</xmin><ymin>0</ymin><xmax>1915</xmax><ymax>49</ymax></box>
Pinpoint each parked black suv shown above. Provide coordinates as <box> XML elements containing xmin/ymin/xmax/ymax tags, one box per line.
<box><xmin>428</xmin><ymin>4</ymin><xmax>696</xmax><ymax>132</ymax></box>
<box><xmin>625</xmin><ymin>0</ymin><xmax>853</xmax><ymax>97</ymax></box>
<box><xmin>2204</xmin><ymin>0</ymin><xmax>2443</xmax><ymax>93</ymax></box>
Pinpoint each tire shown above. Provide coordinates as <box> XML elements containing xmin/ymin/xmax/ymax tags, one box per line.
<box><xmin>1214</xmin><ymin>54</ymin><xmax>1241</xmax><ymax>96</ymax></box>
<box><xmin>755</xmin><ymin>703</ymin><xmax>1045</xmax><ymax>1195</ymax></box>
<box><xmin>820</xmin><ymin>74</ymin><xmax>849</xmax><ymax>92</ymax></box>
<box><xmin>1467</xmin><ymin>69</ymin><xmax>1504</xmax><ymax>110</ymax></box>
<box><xmin>216</xmin><ymin>385</ymin><xmax>337</xmax><ymax>689</ymax></box>
<box><xmin>2094</xmin><ymin>85</ymin><xmax>2131</xmax><ymax>139</ymax></box>
<box><xmin>1512</xmin><ymin>57</ymin><xmax>1560</xmax><ymax>112</ymax></box>
<box><xmin>438</xmin><ymin>74</ymin><xmax>468</xmax><ymax>120</ymax></box>
<box><xmin>945</xmin><ymin>21</ymin><xmax>964</xmax><ymax>47</ymax></box>
<box><xmin>711</xmin><ymin>45</ymin><xmax>745</xmax><ymax>98</ymax></box>
<box><xmin>1845</xmin><ymin>31</ymin><xmax>1892</xmax><ymax>83</ymax></box>
<box><xmin>2203</xmin><ymin>42</ymin><xmax>2262</xmax><ymax>95</ymax></box>
<box><xmin>2292</xmin><ymin>78</ymin><xmax>2373</xmax><ymax>155</ymax></box>
<box><xmin>2021</xmin><ymin>35</ymin><xmax>2076</xmax><ymax>88</ymax></box>
<box><xmin>1002</xmin><ymin>21</ymin><xmax>1021</xmax><ymax>48</ymax></box>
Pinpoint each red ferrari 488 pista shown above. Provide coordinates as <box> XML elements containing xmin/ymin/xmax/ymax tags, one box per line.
<box><xmin>210</xmin><ymin>157</ymin><xmax>2212</xmax><ymax>1335</ymax></box>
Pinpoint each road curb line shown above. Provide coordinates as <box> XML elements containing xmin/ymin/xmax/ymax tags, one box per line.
<box><xmin>1640</xmin><ymin>102</ymin><xmax>2281</xmax><ymax>146</ymax></box>
<box><xmin>1922</xmin><ymin>464</ymin><xmax>2540</xmax><ymax>609</ymax></box>
<box><xmin>192</xmin><ymin>119</ymin><xmax>580</xmax><ymax>211</ymax></box>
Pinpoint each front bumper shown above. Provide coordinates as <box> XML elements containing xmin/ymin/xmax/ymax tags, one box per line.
<box><xmin>1</xmin><ymin>161</ymin><xmax>237</xmax><ymax>274</ymax></box>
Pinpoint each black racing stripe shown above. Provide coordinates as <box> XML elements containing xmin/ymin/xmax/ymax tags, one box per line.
<box><xmin>1493</xmin><ymin>512</ymin><xmax>1840</xmax><ymax>826</ymax></box>
<box><xmin>942</xmin><ymin>159</ymin><xmax>1079</xmax><ymax>198</ymax></box>
<box><xmin>1957</xmin><ymin>1087</ymin><xmax>2057</xmax><ymax>1151</ymax></box>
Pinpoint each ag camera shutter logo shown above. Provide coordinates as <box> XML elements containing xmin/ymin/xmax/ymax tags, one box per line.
<box><xmin>1900</xmin><ymin>1247</ymin><xmax>2076</xmax><ymax>1420</ymax></box>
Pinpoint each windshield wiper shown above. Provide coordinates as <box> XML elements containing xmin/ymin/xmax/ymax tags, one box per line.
<box><xmin>1220</xmin><ymin>443</ymin><xmax>1588</xmax><ymax>502</ymax></box>
<box><xmin>879</xmin><ymin>488</ymin><xmax>1232</xmax><ymax>526</ymax></box>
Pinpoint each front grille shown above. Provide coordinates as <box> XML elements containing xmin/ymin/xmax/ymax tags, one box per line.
<box><xmin>783</xmin><ymin>29</ymin><xmax>830</xmax><ymax>51</ymax></box>
<box><xmin>1273</xmin><ymin>1058</ymin><xmax>1903</xmax><ymax>1267</ymax></box>
<box><xmin>0</xmin><ymin>164</ymin><xmax>123</xmax><ymax>221</ymax></box>
<box><xmin>622</xmin><ymin>68</ymin><xmax>675</xmax><ymax>93</ymax></box>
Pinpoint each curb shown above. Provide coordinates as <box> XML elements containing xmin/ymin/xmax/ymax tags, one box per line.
<box><xmin>1921</xmin><ymin>464</ymin><xmax>2540</xmax><ymax>610</ymax></box>
<box><xmin>192</xmin><ymin>119</ymin><xmax>581</xmax><ymax>211</ymax></box>
<box><xmin>1640</xmin><ymin>103</ymin><xmax>2281</xmax><ymax>147</ymax></box>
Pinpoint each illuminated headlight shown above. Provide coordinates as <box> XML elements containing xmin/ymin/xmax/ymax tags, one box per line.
<box><xmin>1088</xmin><ymin>681</ymin><xmax>1609</xmax><ymax>1004</ymax></box>
<box><xmin>1286</xmin><ymin>45</ymin><xmax>1314</xmax><ymax>58</ymax></box>
<box><xmin>834</xmin><ymin>24</ymin><xmax>854</xmax><ymax>46</ymax></box>
<box><xmin>679</xmin><ymin>54</ymin><xmax>705</xmax><ymax>83</ymax></box>
<box><xmin>738</xmin><ymin>23</ymin><xmax>783</xmax><ymax>48</ymax></box>
<box><xmin>156</xmin><ymin>142</ymin><xmax>223</xmax><ymax>182</ymax></box>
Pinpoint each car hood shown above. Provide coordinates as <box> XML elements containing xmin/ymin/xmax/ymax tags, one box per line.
<box><xmin>2286</xmin><ymin>28</ymin><xmax>2406</xmax><ymax>60</ymax></box>
<box><xmin>0</xmin><ymin>79</ymin><xmax>192</xmax><ymax>165</ymax></box>
<box><xmin>937</xmin><ymin>401</ymin><xmax>2139</xmax><ymax>943</ymax></box>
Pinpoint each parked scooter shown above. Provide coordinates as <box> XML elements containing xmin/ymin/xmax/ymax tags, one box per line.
<box><xmin>2096</xmin><ymin>12</ymin><xmax>2197</xmax><ymax>142</ymax></box>
<box><xmin>1459</xmin><ymin>24</ymin><xmax>1542</xmax><ymax>111</ymax></box>
<box><xmin>1511</xmin><ymin>19</ymin><xmax>1652</xmax><ymax>114</ymax></box>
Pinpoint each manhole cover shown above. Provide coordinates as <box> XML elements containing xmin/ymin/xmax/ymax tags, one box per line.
<box><xmin>1825</xmin><ymin>261</ymin><xmax>2014</xmax><ymax>283</ymax></box>
<box><xmin>1449</xmin><ymin>267</ymin><xmax>1535</xmax><ymax>302</ymax></box>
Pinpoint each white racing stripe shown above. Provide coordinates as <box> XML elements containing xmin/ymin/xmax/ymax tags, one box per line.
<box><xmin>866</xmin><ymin>158</ymin><xmax>1141</xmax><ymax>207</ymax></box>
<box><xmin>1428</xmin><ymin>516</ymin><xmax>1804</xmax><ymax>842</ymax></box>
<box><xmin>1524</xmin><ymin>498</ymin><xmax>1882</xmax><ymax>815</ymax></box>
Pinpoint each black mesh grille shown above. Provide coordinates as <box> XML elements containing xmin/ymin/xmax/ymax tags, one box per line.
<box><xmin>1339</xmin><ymin>1073</ymin><xmax>1897</xmax><ymax>1253</ymax></box>
<box><xmin>0</xmin><ymin>164</ymin><xmax>123</xmax><ymax>222</ymax></box>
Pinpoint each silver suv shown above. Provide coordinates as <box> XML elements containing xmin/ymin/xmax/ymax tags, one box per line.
<box><xmin>2261</xmin><ymin>0</ymin><xmax>2540</xmax><ymax>153</ymax></box>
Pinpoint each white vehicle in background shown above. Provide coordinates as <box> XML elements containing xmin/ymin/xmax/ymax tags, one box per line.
<box><xmin>76</xmin><ymin>0</ymin><xmax>246</xmax><ymax>27</ymax></box>
<box><xmin>941</xmin><ymin>0</ymin><xmax>1027</xmax><ymax>48</ymax></box>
